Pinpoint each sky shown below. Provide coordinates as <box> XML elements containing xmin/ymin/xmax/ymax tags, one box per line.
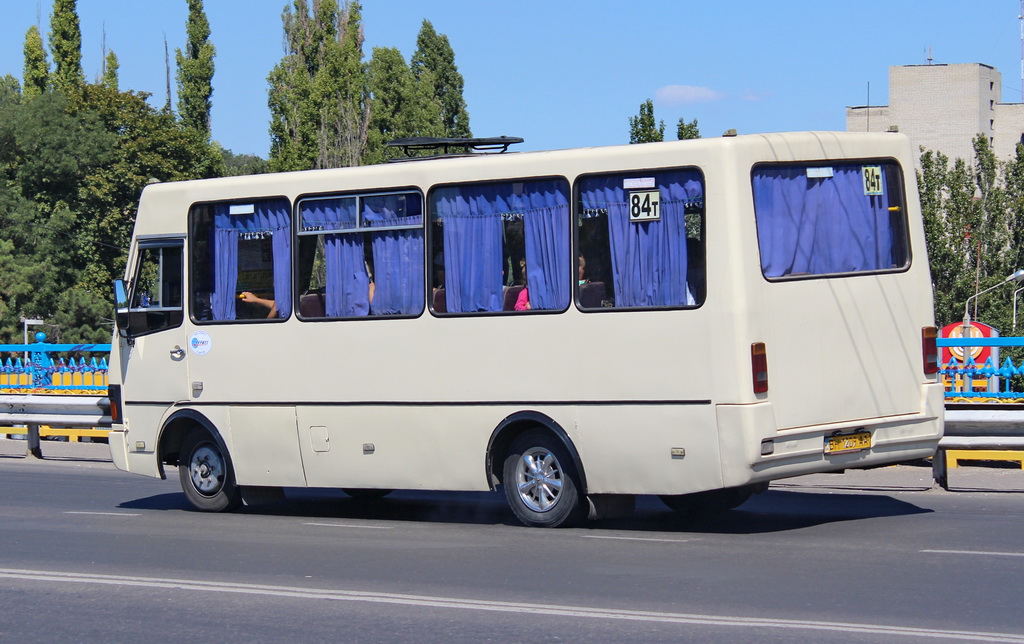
<box><xmin>1</xmin><ymin>1</ymin><xmax>1023</xmax><ymax>157</ymax></box>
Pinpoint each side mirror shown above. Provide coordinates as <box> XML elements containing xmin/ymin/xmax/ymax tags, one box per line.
<box><xmin>113</xmin><ymin>279</ymin><xmax>130</xmax><ymax>338</ymax></box>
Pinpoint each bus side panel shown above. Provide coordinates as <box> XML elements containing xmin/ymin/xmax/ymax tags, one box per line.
<box><xmin>295</xmin><ymin>406</ymin><xmax>494</xmax><ymax>491</ymax></box>
<box><xmin>573</xmin><ymin>404</ymin><xmax>723</xmax><ymax>495</ymax></box>
<box><xmin>227</xmin><ymin>406</ymin><xmax>308</xmax><ymax>487</ymax></box>
<box><xmin>117</xmin><ymin>404</ymin><xmax>169</xmax><ymax>479</ymax></box>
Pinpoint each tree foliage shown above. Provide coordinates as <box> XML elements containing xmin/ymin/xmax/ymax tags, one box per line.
<box><xmin>918</xmin><ymin>135</ymin><xmax>1024</xmax><ymax>337</ymax></box>
<box><xmin>364</xmin><ymin>46</ymin><xmax>442</xmax><ymax>164</ymax></box>
<box><xmin>677</xmin><ymin>117</ymin><xmax>700</xmax><ymax>140</ymax></box>
<box><xmin>49</xmin><ymin>0</ymin><xmax>83</xmax><ymax>96</ymax></box>
<box><xmin>411</xmin><ymin>20</ymin><xmax>470</xmax><ymax>138</ymax></box>
<box><xmin>0</xmin><ymin>3</ymin><xmax>226</xmax><ymax>343</ymax></box>
<box><xmin>175</xmin><ymin>0</ymin><xmax>215</xmax><ymax>139</ymax></box>
<box><xmin>22</xmin><ymin>26</ymin><xmax>48</xmax><ymax>99</ymax></box>
<box><xmin>629</xmin><ymin>99</ymin><xmax>664</xmax><ymax>143</ymax></box>
<box><xmin>268</xmin><ymin>0</ymin><xmax>370</xmax><ymax>171</ymax></box>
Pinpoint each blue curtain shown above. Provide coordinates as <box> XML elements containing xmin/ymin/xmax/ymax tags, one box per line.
<box><xmin>514</xmin><ymin>182</ymin><xmax>570</xmax><ymax>310</ymax></box>
<box><xmin>300</xmin><ymin>198</ymin><xmax>369</xmax><ymax>317</ymax></box>
<box><xmin>211</xmin><ymin>200</ymin><xmax>291</xmax><ymax>320</ymax></box>
<box><xmin>752</xmin><ymin>165</ymin><xmax>895</xmax><ymax>277</ymax></box>
<box><xmin>433</xmin><ymin>186</ymin><xmax>505</xmax><ymax>313</ymax></box>
<box><xmin>580</xmin><ymin>171</ymin><xmax>701</xmax><ymax>307</ymax></box>
<box><xmin>433</xmin><ymin>181</ymin><xmax>569</xmax><ymax>313</ymax></box>
<box><xmin>364</xmin><ymin>204</ymin><xmax>424</xmax><ymax>315</ymax></box>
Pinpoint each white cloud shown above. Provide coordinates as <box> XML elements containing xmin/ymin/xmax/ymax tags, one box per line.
<box><xmin>655</xmin><ymin>85</ymin><xmax>727</xmax><ymax>106</ymax></box>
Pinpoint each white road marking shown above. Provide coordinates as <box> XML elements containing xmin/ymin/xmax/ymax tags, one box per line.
<box><xmin>64</xmin><ymin>511</ymin><xmax>141</xmax><ymax>517</ymax></box>
<box><xmin>302</xmin><ymin>522</ymin><xmax>392</xmax><ymax>530</ymax></box>
<box><xmin>581</xmin><ymin>535</ymin><xmax>693</xmax><ymax>543</ymax></box>
<box><xmin>922</xmin><ymin>549</ymin><xmax>1024</xmax><ymax>558</ymax></box>
<box><xmin>1</xmin><ymin>568</ymin><xmax>1022</xmax><ymax>642</ymax></box>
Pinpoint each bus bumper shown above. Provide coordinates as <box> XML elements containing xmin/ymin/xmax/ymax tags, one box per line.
<box><xmin>717</xmin><ymin>382</ymin><xmax>945</xmax><ymax>487</ymax></box>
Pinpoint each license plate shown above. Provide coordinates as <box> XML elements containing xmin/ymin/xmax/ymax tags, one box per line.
<box><xmin>825</xmin><ymin>430</ymin><xmax>871</xmax><ymax>455</ymax></box>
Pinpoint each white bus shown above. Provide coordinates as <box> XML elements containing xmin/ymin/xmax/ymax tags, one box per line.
<box><xmin>108</xmin><ymin>131</ymin><xmax>943</xmax><ymax>527</ymax></box>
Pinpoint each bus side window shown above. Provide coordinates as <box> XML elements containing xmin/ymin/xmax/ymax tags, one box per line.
<box><xmin>577</xmin><ymin>168</ymin><xmax>705</xmax><ymax>309</ymax></box>
<box><xmin>189</xmin><ymin>198</ymin><xmax>292</xmax><ymax>323</ymax></box>
<box><xmin>430</xmin><ymin>178</ymin><xmax>570</xmax><ymax>314</ymax></box>
<box><xmin>295</xmin><ymin>192</ymin><xmax>424</xmax><ymax>319</ymax></box>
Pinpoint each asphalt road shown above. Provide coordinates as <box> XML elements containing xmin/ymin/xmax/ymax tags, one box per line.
<box><xmin>1</xmin><ymin>438</ymin><xmax>1023</xmax><ymax>643</ymax></box>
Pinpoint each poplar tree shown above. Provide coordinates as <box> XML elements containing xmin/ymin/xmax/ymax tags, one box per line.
<box><xmin>629</xmin><ymin>99</ymin><xmax>664</xmax><ymax>143</ymax></box>
<box><xmin>175</xmin><ymin>0</ymin><xmax>215</xmax><ymax>139</ymax></box>
<box><xmin>102</xmin><ymin>50</ymin><xmax>119</xmax><ymax>91</ymax></box>
<box><xmin>411</xmin><ymin>20</ymin><xmax>470</xmax><ymax>138</ymax></box>
<box><xmin>364</xmin><ymin>46</ymin><xmax>441</xmax><ymax>164</ymax></box>
<box><xmin>22</xmin><ymin>26</ymin><xmax>48</xmax><ymax>99</ymax></box>
<box><xmin>268</xmin><ymin>0</ymin><xmax>369</xmax><ymax>171</ymax></box>
<box><xmin>49</xmin><ymin>0</ymin><xmax>84</xmax><ymax>96</ymax></box>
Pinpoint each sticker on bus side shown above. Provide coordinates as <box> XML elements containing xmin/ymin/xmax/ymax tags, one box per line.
<box><xmin>189</xmin><ymin>330</ymin><xmax>212</xmax><ymax>356</ymax></box>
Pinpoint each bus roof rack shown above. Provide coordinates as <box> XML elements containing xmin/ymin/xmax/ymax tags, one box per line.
<box><xmin>385</xmin><ymin>136</ymin><xmax>524</xmax><ymax>160</ymax></box>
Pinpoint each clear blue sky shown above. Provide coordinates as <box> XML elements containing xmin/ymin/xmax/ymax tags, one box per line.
<box><xmin>1</xmin><ymin>1</ymin><xmax>1022</xmax><ymax>157</ymax></box>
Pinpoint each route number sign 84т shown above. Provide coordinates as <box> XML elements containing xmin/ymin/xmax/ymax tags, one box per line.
<box><xmin>629</xmin><ymin>190</ymin><xmax>661</xmax><ymax>223</ymax></box>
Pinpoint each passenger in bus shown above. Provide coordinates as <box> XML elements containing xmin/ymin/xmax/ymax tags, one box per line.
<box><xmin>514</xmin><ymin>260</ymin><xmax>530</xmax><ymax>310</ymax></box>
<box><xmin>578</xmin><ymin>254</ymin><xmax>588</xmax><ymax>286</ymax></box>
<box><xmin>239</xmin><ymin>291</ymin><xmax>277</xmax><ymax>318</ymax></box>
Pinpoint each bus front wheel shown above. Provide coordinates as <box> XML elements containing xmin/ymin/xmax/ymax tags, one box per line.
<box><xmin>178</xmin><ymin>428</ymin><xmax>242</xmax><ymax>512</ymax></box>
<box><xmin>502</xmin><ymin>431</ymin><xmax>585</xmax><ymax>528</ymax></box>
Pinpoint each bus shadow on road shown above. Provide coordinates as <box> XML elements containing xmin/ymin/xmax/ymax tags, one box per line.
<box><xmin>605</xmin><ymin>489</ymin><xmax>933</xmax><ymax>535</ymax></box>
<box><xmin>119</xmin><ymin>486</ymin><xmax>931</xmax><ymax>535</ymax></box>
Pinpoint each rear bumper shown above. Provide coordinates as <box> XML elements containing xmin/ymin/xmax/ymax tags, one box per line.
<box><xmin>108</xmin><ymin>428</ymin><xmax>129</xmax><ymax>472</ymax></box>
<box><xmin>717</xmin><ymin>382</ymin><xmax>944</xmax><ymax>487</ymax></box>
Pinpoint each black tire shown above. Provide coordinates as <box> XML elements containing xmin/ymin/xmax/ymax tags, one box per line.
<box><xmin>178</xmin><ymin>428</ymin><xmax>242</xmax><ymax>512</ymax></box>
<box><xmin>502</xmin><ymin>430</ymin><xmax>585</xmax><ymax>528</ymax></box>
<box><xmin>342</xmin><ymin>488</ymin><xmax>393</xmax><ymax>500</ymax></box>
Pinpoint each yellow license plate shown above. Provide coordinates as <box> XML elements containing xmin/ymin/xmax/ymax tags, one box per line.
<box><xmin>825</xmin><ymin>430</ymin><xmax>871</xmax><ymax>455</ymax></box>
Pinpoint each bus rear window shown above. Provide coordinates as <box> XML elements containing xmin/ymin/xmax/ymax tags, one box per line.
<box><xmin>752</xmin><ymin>161</ymin><xmax>909</xmax><ymax>279</ymax></box>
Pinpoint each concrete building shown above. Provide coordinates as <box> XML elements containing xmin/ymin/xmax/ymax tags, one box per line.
<box><xmin>846</xmin><ymin>63</ymin><xmax>1024</xmax><ymax>163</ymax></box>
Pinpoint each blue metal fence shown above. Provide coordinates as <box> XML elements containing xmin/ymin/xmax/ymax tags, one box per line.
<box><xmin>0</xmin><ymin>333</ymin><xmax>110</xmax><ymax>392</ymax></box>
<box><xmin>938</xmin><ymin>337</ymin><xmax>1024</xmax><ymax>400</ymax></box>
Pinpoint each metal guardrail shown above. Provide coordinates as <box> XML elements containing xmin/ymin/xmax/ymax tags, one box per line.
<box><xmin>0</xmin><ymin>394</ymin><xmax>110</xmax><ymax>458</ymax></box>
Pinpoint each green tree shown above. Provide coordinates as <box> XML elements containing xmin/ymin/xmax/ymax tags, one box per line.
<box><xmin>49</xmin><ymin>0</ymin><xmax>84</xmax><ymax>96</ymax></box>
<box><xmin>175</xmin><ymin>0</ymin><xmax>215</xmax><ymax>139</ymax></box>
<box><xmin>22</xmin><ymin>25</ymin><xmax>48</xmax><ymax>99</ymax></box>
<box><xmin>364</xmin><ymin>46</ymin><xmax>442</xmax><ymax>164</ymax></box>
<box><xmin>268</xmin><ymin>0</ymin><xmax>369</xmax><ymax>171</ymax></box>
<box><xmin>677</xmin><ymin>116</ymin><xmax>700</xmax><ymax>140</ymax></box>
<box><xmin>629</xmin><ymin>99</ymin><xmax>664</xmax><ymax>143</ymax></box>
<box><xmin>411</xmin><ymin>20</ymin><xmax>470</xmax><ymax>138</ymax></box>
<box><xmin>221</xmin><ymin>148</ymin><xmax>269</xmax><ymax>176</ymax></box>
<box><xmin>102</xmin><ymin>50</ymin><xmax>119</xmax><ymax>90</ymax></box>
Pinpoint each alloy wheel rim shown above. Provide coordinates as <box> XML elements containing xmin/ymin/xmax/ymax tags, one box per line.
<box><xmin>515</xmin><ymin>447</ymin><xmax>563</xmax><ymax>512</ymax></box>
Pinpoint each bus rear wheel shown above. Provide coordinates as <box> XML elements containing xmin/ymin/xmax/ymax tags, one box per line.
<box><xmin>178</xmin><ymin>428</ymin><xmax>242</xmax><ymax>512</ymax></box>
<box><xmin>503</xmin><ymin>431</ymin><xmax>585</xmax><ymax>528</ymax></box>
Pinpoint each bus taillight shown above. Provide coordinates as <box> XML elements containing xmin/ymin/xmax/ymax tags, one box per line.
<box><xmin>108</xmin><ymin>384</ymin><xmax>122</xmax><ymax>424</ymax></box>
<box><xmin>751</xmin><ymin>342</ymin><xmax>768</xmax><ymax>394</ymax></box>
<box><xmin>922</xmin><ymin>327</ymin><xmax>939</xmax><ymax>375</ymax></box>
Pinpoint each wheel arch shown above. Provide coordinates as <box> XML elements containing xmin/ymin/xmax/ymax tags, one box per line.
<box><xmin>485</xmin><ymin>411</ymin><xmax>587</xmax><ymax>494</ymax></box>
<box><xmin>158</xmin><ymin>408</ymin><xmax>231</xmax><ymax>479</ymax></box>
